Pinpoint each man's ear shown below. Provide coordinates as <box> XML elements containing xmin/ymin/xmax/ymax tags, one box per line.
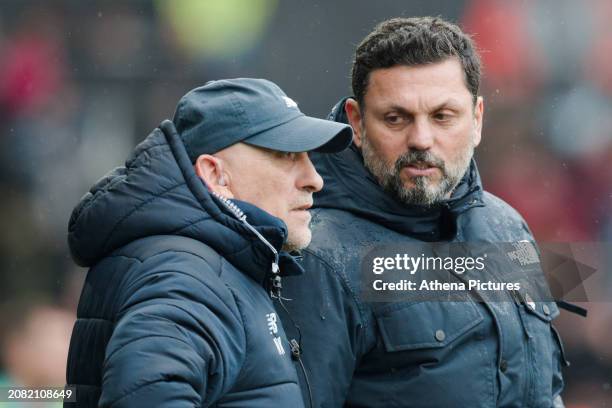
<box><xmin>473</xmin><ymin>96</ymin><xmax>484</xmax><ymax>147</ymax></box>
<box><xmin>193</xmin><ymin>154</ymin><xmax>234</xmax><ymax>198</ymax></box>
<box><xmin>345</xmin><ymin>98</ymin><xmax>364</xmax><ymax>148</ymax></box>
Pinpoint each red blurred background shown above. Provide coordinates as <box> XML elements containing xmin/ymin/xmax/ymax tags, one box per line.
<box><xmin>0</xmin><ymin>1</ymin><xmax>609</xmax><ymax>406</ymax></box>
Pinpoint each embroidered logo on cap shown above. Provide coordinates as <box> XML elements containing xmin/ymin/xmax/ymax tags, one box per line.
<box><xmin>282</xmin><ymin>96</ymin><xmax>298</xmax><ymax>109</ymax></box>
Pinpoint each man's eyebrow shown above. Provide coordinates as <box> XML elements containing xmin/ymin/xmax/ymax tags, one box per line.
<box><xmin>380</xmin><ymin>98</ymin><xmax>465</xmax><ymax>115</ymax></box>
<box><xmin>383</xmin><ymin>105</ymin><xmax>413</xmax><ymax>115</ymax></box>
<box><xmin>430</xmin><ymin>98</ymin><xmax>463</xmax><ymax>111</ymax></box>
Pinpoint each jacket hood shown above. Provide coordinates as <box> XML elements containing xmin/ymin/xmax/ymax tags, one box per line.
<box><xmin>68</xmin><ymin>120</ymin><xmax>302</xmax><ymax>284</ymax></box>
<box><xmin>311</xmin><ymin>97</ymin><xmax>485</xmax><ymax>241</ymax></box>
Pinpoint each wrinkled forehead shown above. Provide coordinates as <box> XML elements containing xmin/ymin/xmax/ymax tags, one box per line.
<box><xmin>363</xmin><ymin>59</ymin><xmax>473</xmax><ymax>110</ymax></box>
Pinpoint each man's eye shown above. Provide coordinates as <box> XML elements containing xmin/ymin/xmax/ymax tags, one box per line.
<box><xmin>433</xmin><ymin>112</ymin><xmax>453</xmax><ymax>122</ymax></box>
<box><xmin>385</xmin><ymin>115</ymin><xmax>403</xmax><ymax>124</ymax></box>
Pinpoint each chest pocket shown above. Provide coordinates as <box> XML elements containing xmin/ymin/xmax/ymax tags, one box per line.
<box><xmin>514</xmin><ymin>291</ymin><xmax>559</xmax><ymax>336</ymax></box>
<box><xmin>375</xmin><ymin>299</ymin><xmax>484</xmax><ymax>352</ymax></box>
<box><xmin>369</xmin><ymin>299</ymin><xmax>496</xmax><ymax>408</ymax></box>
<box><xmin>518</xmin><ymin>298</ymin><xmax>570</xmax><ymax>367</ymax></box>
<box><xmin>522</xmin><ymin>298</ymin><xmax>559</xmax><ymax>321</ymax></box>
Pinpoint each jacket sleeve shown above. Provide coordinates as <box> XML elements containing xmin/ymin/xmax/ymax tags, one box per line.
<box><xmin>98</xmin><ymin>251</ymin><xmax>246</xmax><ymax>407</ymax></box>
<box><xmin>277</xmin><ymin>249</ymin><xmax>369</xmax><ymax>407</ymax></box>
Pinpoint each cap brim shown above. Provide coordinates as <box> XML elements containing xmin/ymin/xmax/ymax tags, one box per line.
<box><xmin>243</xmin><ymin>114</ymin><xmax>353</xmax><ymax>153</ymax></box>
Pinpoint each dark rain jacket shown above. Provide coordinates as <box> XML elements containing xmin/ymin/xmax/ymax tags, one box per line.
<box><xmin>65</xmin><ymin>120</ymin><xmax>305</xmax><ymax>407</ymax></box>
<box><xmin>277</xmin><ymin>98</ymin><xmax>569</xmax><ymax>408</ymax></box>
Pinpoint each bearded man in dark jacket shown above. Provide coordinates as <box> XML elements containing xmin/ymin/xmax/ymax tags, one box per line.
<box><xmin>278</xmin><ymin>17</ymin><xmax>570</xmax><ymax>408</ymax></box>
<box><xmin>64</xmin><ymin>78</ymin><xmax>352</xmax><ymax>407</ymax></box>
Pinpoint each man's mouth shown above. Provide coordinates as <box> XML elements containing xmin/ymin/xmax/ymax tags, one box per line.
<box><xmin>293</xmin><ymin>203</ymin><xmax>313</xmax><ymax>211</ymax></box>
<box><xmin>403</xmin><ymin>162</ymin><xmax>439</xmax><ymax>177</ymax></box>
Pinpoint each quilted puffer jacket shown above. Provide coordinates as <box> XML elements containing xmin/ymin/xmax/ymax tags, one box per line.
<box><xmin>65</xmin><ymin>120</ymin><xmax>305</xmax><ymax>407</ymax></box>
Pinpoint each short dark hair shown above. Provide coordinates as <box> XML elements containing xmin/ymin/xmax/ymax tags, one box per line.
<box><xmin>351</xmin><ymin>17</ymin><xmax>481</xmax><ymax>108</ymax></box>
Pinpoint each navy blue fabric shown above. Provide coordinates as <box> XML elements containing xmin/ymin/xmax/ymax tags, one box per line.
<box><xmin>65</xmin><ymin>120</ymin><xmax>305</xmax><ymax>407</ymax></box>
<box><xmin>277</xmin><ymin>98</ymin><xmax>567</xmax><ymax>407</ymax></box>
<box><xmin>173</xmin><ymin>78</ymin><xmax>352</xmax><ymax>160</ymax></box>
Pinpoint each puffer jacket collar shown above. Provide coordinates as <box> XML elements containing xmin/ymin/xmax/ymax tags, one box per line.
<box><xmin>68</xmin><ymin>120</ymin><xmax>303</xmax><ymax>285</ymax></box>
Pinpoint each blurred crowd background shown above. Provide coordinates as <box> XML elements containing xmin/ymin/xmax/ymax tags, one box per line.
<box><xmin>0</xmin><ymin>0</ymin><xmax>610</xmax><ymax>406</ymax></box>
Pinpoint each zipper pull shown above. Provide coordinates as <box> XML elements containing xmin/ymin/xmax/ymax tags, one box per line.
<box><xmin>510</xmin><ymin>289</ymin><xmax>522</xmax><ymax>305</ymax></box>
<box><xmin>290</xmin><ymin>339</ymin><xmax>301</xmax><ymax>360</ymax></box>
<box><xmin>270</xmin><ymin>274</ymin><xmax>282</xmax><ymax>298</ymax></box>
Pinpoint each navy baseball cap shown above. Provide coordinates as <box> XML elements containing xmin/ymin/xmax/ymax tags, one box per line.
<box><xmin>173</xmin><ymin>78</ymin><xmax>353</xmax><ymax>162</ymax></box>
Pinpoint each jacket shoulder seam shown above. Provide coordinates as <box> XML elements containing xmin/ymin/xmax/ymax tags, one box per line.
<box><xmin>99</xmin><ymin>181</ymin><xmax>187</xmax><ymax>255</ymax></box>
<box><xmin>111</xmin><ymin>247</ymin><xmax>221</xmax><ymax>269</ymax></box>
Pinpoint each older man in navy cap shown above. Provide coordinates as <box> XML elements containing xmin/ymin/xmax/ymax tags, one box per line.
<box><xmin>65</xmin><ymin>78</ymin><xmax>352</xmax><ymax>408</ymax></box>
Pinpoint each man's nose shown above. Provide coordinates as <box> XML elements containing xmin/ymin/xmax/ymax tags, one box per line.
<box><xmin>297</xmin><ymin>153</ymin><xmax>324</xmax><ymax>193</ymax></box>
<box><xmin>406</xmin><ymin>118</ymin><xmax>435</xmax><ymax>151</ymax></box>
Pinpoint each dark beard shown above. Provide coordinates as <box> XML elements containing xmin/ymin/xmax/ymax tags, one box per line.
<box><xmin>361</xmin><ymin>135</ymin><xmax>472</xmax><ymax>206</ymax></box>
